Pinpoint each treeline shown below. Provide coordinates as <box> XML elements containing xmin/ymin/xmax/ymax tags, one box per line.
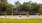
<box><xmin>0</xmin><ymin>0</ymin><xmax>14</xmax><ymax>16</ymax></box>
<box><xmin>15</xmin><ymin>1</ymin><xmax>42</xmax><ymax>15</ymax></box>
<box><xmin>0</xmin><ymin>0</ymin><xmax>42</xmax><ymax>15</ymax></box>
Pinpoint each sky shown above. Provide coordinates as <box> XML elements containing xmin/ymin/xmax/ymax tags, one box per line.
<box><xmin>7</xmin><ymin>0</ymin><xmax>42</xmax><ymax>5</ymax></box>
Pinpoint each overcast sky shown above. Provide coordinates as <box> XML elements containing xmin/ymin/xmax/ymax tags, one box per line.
<box><xmin>7</xmin><ymin>0</ymin><xmax>42</xmax><ymax>4</ymax></box>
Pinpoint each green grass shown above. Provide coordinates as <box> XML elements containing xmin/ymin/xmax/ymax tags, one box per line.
<box><xmin>0</xmin><ymin>18</ymin><xmax>42</xmax><ymax>23</ymax></box>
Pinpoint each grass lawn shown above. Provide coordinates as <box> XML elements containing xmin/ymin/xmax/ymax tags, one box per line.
<box><xmin>0</xmin><ymin>18</ymin><xmax>42</xmax><ymax>23</ymax></box>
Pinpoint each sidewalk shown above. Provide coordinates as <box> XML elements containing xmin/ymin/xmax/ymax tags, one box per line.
<box><xmin>0</xmin><ymin>15</ymin><xmax>42</xmax><ymax>19</ymax></box>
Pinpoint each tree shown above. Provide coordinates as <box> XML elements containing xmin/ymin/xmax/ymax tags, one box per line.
<box><xmin>38</xmin><ymin>4</ymin><xmax>42</xmax><ymax>13</ymax></box>
<box><xmin>31</xmin><ymin>3</ymin><xmax>42</xmax><ymax>12</ymax></box>
<box><xmin>17</xmin><ymin>2</ymin><xmax>31</xmax><ymax>17</ymax></box>
<box><xmin>7</xmin><ymin>4</ymin><xmax>14</xmax><ymax>16</ymax></box>
<box><xmin>0</xmin><ymin>0</ymin><xmax>14</xmax><ymax>17</ymax></box>
<box><xmin>1</xmin><ymin>2</ymin><xmax>7</xmax><ymax>12</ymax></box>
<box><xmin>31</xmin><ymin>3</ymin><xmax>41</xmax><ymax>16</ymax></box>
<box><xmin>0</xmin><ymin>0</ymin><xmax>8</xmax><ymax>17</ymax></box>
<box><xmin>7</xmin><ymin>4</ymin><xmax>14</xmax><ymax>11</ymax></box>
<box><xmin>37</xmin><ymin>4</ymin><xmax>42</xmax><ymax>15</ymax></box>
<box><xmin>15</xmin><ymin>0</ymin><xmax>21</xmax><ymax>8</ymax></box>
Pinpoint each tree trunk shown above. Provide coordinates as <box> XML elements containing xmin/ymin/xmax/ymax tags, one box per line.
<box><xmin>27</xmin><ymin>11</ymin><xmax>29</xmax><ymax>17</ymax></box>
<box><xmin>12</xmin><ymin>12</ymin><xmax>13</xmax><ymax>16</ymax></box>
<box><xmin>13</xmin><ymin>12</ymin><xmax>15</xmax><ymax>16</ymax></box>
<box><xmin>5</xmin><ymin>11</ymin><xmax>7</xmax><ymax>18</ymax></box>
<box><xmin>38</xmin><ymin>13</ymin><xmax>40</xmax><ymax>16</ymax></box>
<box><xmin>19</xmin><ymin>14</ymin><xmax>21</xmax><ymax>17</ymax></box>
